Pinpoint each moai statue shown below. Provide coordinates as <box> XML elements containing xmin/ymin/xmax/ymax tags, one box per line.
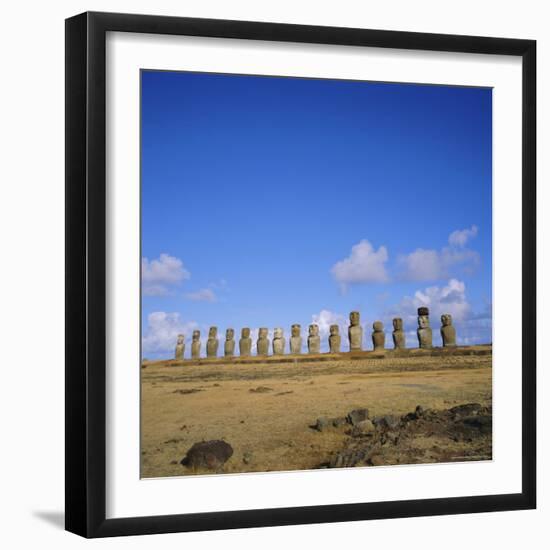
<box><xmin>175</xmin><ymin>334</ymin><xmax>185</xmax><ymax>360</ymax></box>
<box><xmin>224</xmin><ymin>328</ymin><xmax>235</xmax><ymax>357</ymax></box>
<box><xmin>348</xmin><ymin>311</ymin><xmax>363</xmax><ymax>351</ymax></box>
<box><xmin>290</xmin><ymin>324</ymin><xmax>302</xmax><ymax>354</ymax></box>
<box><xmin>392</xmin><ymin>318</ymin><xmax>406</xmax><ymax>350</ymax></box>
<box><xmin>273</xmin><ymin>328</ymin><xmax>285</xmax><ymax>355</ymax></box>
<box><xmin>239</xmin><ymin>327</ymin><xmax>252</xmax><ymax>357</ymax></box>
<box><xmin>329</xmin><ymin>324</ymin><xmax>341</xmax><ymax>353</ymax></box>
<box><xmin>372</xmin><ymin>321</ymin><xmax>385</xmax><ymax>351</ymax></box>
<box><xmin>440</xmin><ymin>314</ymin><xmax>457</xmax><ymax>347</ymax></box>
<box><xmin>191</xmin><ymin>330</ymin><xmax>201</xmax><ymax>359</ymax></box>
<box><xmin>308</xmin><ymin>324</ymin><xmax>320</xmax><ymax>354</ymax></box>
<box><xmin>206</xmin><ymin>326</ymin><xmax>219</xmax><ymax>358</ymax></box>
<box><xmin>257</xmin><ymin>328</ymin><xmax>270</xmax><ymax>356</ymax></box>
<box><xmin>417</xmin><ymin>307</ymin><xmax>433</xmax><ymax>349</ymax></box>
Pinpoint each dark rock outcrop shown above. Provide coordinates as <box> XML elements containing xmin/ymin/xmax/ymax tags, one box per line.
<box><xmin>181</xmin><ymin>440</ymin><xmax>233</xmax><ymax>470</ymax></box>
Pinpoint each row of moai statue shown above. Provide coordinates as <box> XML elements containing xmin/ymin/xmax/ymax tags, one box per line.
<box><xmin>174</xmin><ymin>308</ymin><xmax>456</xmax><ymax>359</ymax></box>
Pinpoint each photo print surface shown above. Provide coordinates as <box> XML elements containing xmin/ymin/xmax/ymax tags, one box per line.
<box><xmin>140</xmin><ymin>70</ymin><xmax>492</xmax><ymax>478</ymax></box>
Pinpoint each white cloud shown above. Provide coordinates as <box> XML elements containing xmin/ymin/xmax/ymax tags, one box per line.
<box><xmin>185</xmin><ymin>288</ymin><xmax>217</xmax><ymax>303</ymax></box>
<box><xmin>142</xmin><ymin>254</ymin><xmax>190</xmax><ymax>296</ymax></box>
<box><xmin>398</xmin><ymin>227</ymin><xmax>480</xmax><ymax>282</ymax></box>
<box><xmin>331</xmin><ymin>240</ymin><xmax>389</xmax><ymax>291</ymax></box>
<box><xmin>412</xmin><ymin>278</ymin><xmax>471</xmax><ymax>322</ymax></box>
<box><xmin>312</xmin><ymin>309</ymin><xmax>347</xmax><ymax>337</ymax></box>
<box><xmin>398</xmin><ymin>248</ymin><xmax>443</xmax><ymax>281</ymax></box>
<box><xmin>385</xmin><ymin>279</ymin><xmax>491</xmax><ymax>346</ymax></box>
<box><xmin>141</xmin><ymin>311</ymin><xmax>198</xmax><ymax>358</ymax></box>
<box><xmin>311</xmin><ymin>309</ymin><xmax>348</xmax><ymax>352</ymax></box>
<box><xmin>386</xmin><ymin>279</ymin><xmax>471</xmax><ymax>338</ymax></box>
<box><xmin>449</xmin><ymin>225</ymin><xmax>478</xmax><ymax>248</ymax></box>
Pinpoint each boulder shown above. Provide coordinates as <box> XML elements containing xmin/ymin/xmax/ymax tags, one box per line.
<box><xmin>373</xmin><ymin>414</ymin><xmax>400</xmax><ymax>430</ymax></box>
<box><xmin>181</xmin><ymin>440</ymin><xmax>233</xmax><ymax>470</ymax></box>
<box><xmin>347</xmin><ymin>408</ymin><xmax>369</xmax><ymax>426</ymax></box>
<box><xmin>355</xmin><ymin>419</ymin><xmax>375</xmax><ymax>433</ymax></box>
<box><xmin>332</xmin><ymin>417</ymin><xmax>348</xmax><ymax>428</ymax></box>
<box><xmin>450</xmin><ymin>403</ymin><xmax>482</xmax><ymax>417</ymax></box>
<box><xmin>462</xmin><ymin>415</ymin><xmax>492</xmax><ymax>434</ymax></box>
<box><xmin>314</xmin><ymin>417</ymin><xmax>331</xmax><ymax>432</ymax></box>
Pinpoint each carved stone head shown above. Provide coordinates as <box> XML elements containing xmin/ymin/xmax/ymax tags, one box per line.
<box><xmin>393</xmin><ymin>318</ymin><xmax>403</xmax><ymax>331</ymax></box>
<box><xmin>241</xmin><ymin>327</ymin><xmax>250</xmax><ymax>338</ymax></box>
<box><xmin>330</xmin><ymin>324</ymin><xmax>339</xmax><ymax>335</ymax></box>
<box><xmin>418</xmin><ymin>307</ymin><xmax>430</xmax><ymax>328</ymax></box>
<box><xmin>176</xmin><ymin>334</ymin><xmax>185</xmax><ymax>345</ymax></box>
<box><xmin>259</xmin><ymin>327</ymin><xmax>268</xmax><ymax>338</ymax></box>
<box><xmin>350</xmin><ymin>311</ymin><xmax>360</xmax><ymax>326</ymax></box>
<box><xmin>418</xmin><ymin>317</ymin><xmax>429</xmax><ymax>328</ymax></box>
<box><xmin>274</xmin><ymin>327</ymin><xmax>283</xmax><ymax>339</ymax></box>
<box><xmin>192</xmin><ymin>330</ymin><xmax>200</xmax><ymax>341</ymax></box>
<box><xmin>208</xmin><ymin>326</ymin><xmax>218</xmax><ymax>338</ymax></box>
<box><xmin>309</xmin><ymin>324</ymin><xmax>319</xmax><ymax>336</ymax></box>
<box><xmin>441</xmin><ymin>314</ymin><xmax>453</xmax><ymax>326</ymax></box>
<box><xmin>226</xmin><ymin>328</ymin><xmax>234</xmax><ymax>340</ymax></box>
<box><xmin>291</xmin><ymin>324</ymin><xmax>301</xmax><ymax>337</ymax></box>
<box><xmin>373</xmin><ymin>321</ymin><xmax>384</xmax><ymax>332</ymax></box>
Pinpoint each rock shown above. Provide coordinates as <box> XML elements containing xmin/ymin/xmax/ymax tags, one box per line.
<box><xmin>369</xmin><ymin>454</ymin><xmax>385</xmax><ymax>466</ymax></box>
<box><xmin>403</xmin><ymin>405</ymin><xmax>425</xmax><ymax>421</ymax></box>
<box><xmin>373</xmin><ymin>414</ymin><xmax>400</xmax><ymax>430</ymax></box>
<box><xmin>355</xmin><ymin>419</ymin><xmax>375</xmax><ymax>433</ymax></box>
<box><xmin>463</xmin><ymin>415</ymin><xmax>492</xmax><ymax>434</ymax></box>
<box><xmin>181</xmin><ymin>440</ymin><xmax>233</xmax><ymax>470</ymax></box>
<box><xmin>347</xmin><ymin>408</ymin><xmax>369</xmax><ymax>425</ymax></box>
<box><xmin>314</xmin><ymin>417</ymin><xmax>331</xmax><ymax>432</ymax></box>
<box><xmin>383</xmin><ymin>431</ymin><xmax>399</xmax><ymax>445</ymax></box>
<box><xmin>249</xmin><ymin>386</ymin><xmax>273</xmax><ymax>393</ymax></box>
<box><xmin>450</xmin><ymin>403</ymin><xmax>482</xmax><ymax>417</ymax></box>
<box><xmin>331</xmin><ymin>453</ymin><xmax>344</xmax><ymax>468</ymax></box>
<box><xmin>332</xmin><ymin>417</ymin><xmax>347</xmax><ymax>428</ymax></box>
<box><xmin>329</xmin><ymin>450</ymin><xmax>363</xmax><ymax>468</ymax></box>
<box><xmin>173</xmin><ymin>388</ymin><xmax>203</xmax><ymax>395</ymax></box>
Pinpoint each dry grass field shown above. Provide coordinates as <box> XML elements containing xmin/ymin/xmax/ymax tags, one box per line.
<box><xmin>141</xmin><ymin>346</ymin><xmax>492</xmax><ymax>478</ymax></box>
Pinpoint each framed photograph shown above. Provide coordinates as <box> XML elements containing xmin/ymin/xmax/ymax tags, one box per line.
<box><xmin>65</xmin><ymin>11</ymin><xmax>536</xmax><ymax>538</ymax></box>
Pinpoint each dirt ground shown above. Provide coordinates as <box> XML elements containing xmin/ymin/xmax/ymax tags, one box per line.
<box><xmin>141</xmin><ymin>346</ymin><xmax>492</xmax><ymax>478</ymax></box>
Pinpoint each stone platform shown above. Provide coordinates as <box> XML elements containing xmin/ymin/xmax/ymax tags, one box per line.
<box><xmin>143</xmin><ymin>344</ymin><xmax>492</xmax><ymax>368</ymax></box>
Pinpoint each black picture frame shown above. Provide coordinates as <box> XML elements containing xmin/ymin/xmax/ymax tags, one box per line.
<box><xmin>65</xmin><ymin>11</ymin><xmax>536</xmax><ymax>538</ymax></box>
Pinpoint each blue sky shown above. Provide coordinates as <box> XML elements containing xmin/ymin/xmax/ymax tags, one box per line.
<box><xmin>141</xmin><ymin>70</ymin><xmax>492</xmax><ymax>358</ymax></box>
